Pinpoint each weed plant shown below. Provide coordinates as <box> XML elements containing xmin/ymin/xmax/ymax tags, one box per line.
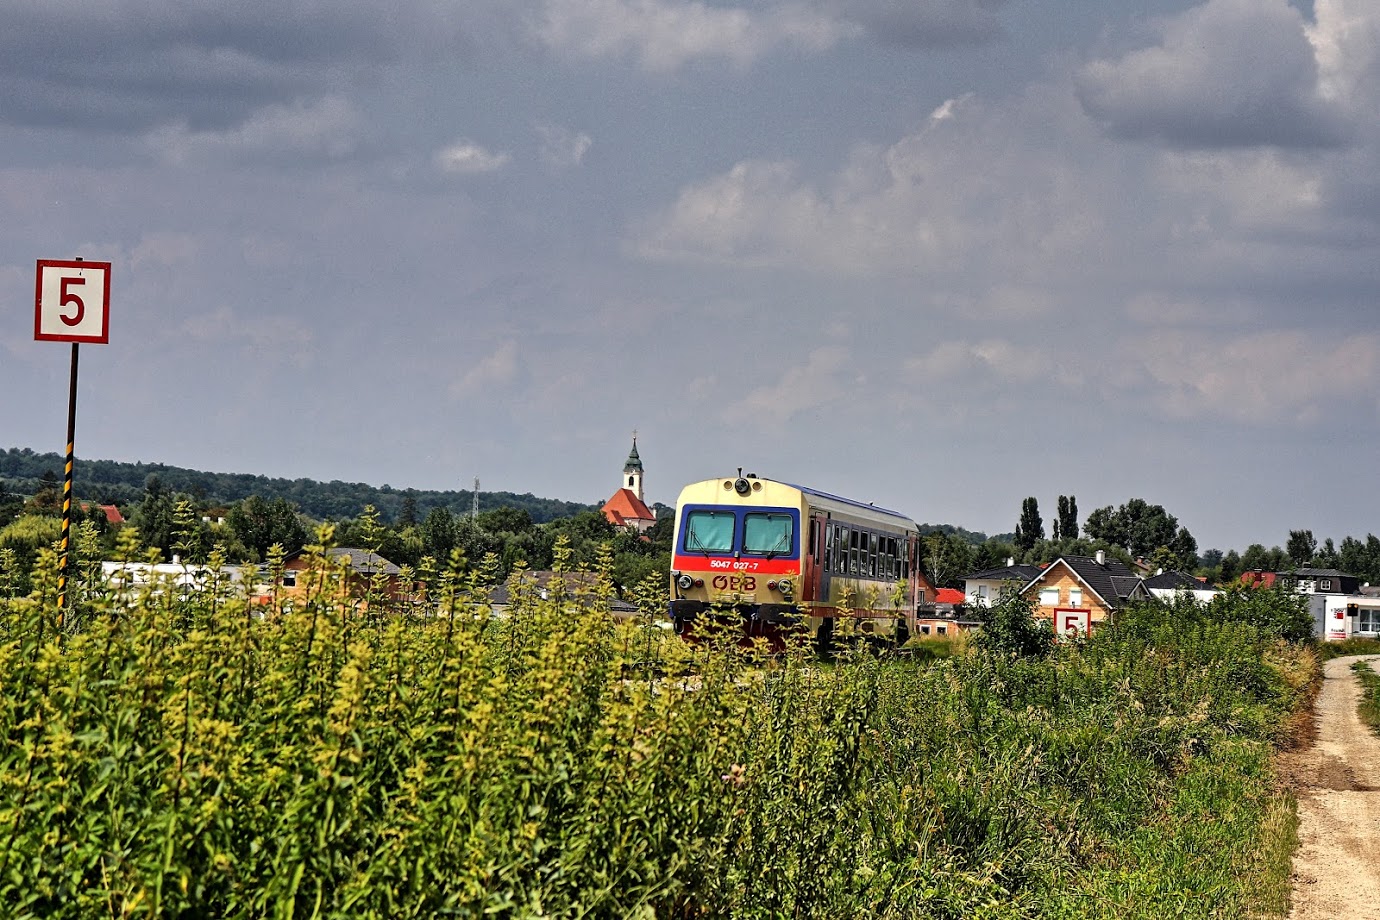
<box><xmin>0</xmin><ymin>541</ymin><xmax>1311</xmax><ymax>918</ymax></box>
<box><xmin>1352</xmin><ymin>659</ymin><xmax>1380</xmax><ymax>735</ymax></box>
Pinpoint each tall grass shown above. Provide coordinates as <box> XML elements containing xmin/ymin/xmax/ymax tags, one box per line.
<box><xmin>0</xmin><ymin>541</ymin><xmax>1312</xmax><ymax>918</ymax></box>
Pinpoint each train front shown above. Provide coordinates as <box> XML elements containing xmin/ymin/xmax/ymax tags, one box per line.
<box><xmin>668</xmin><ymin>473</ymin><xmax>804</xmax><ymax>643</ymax></box>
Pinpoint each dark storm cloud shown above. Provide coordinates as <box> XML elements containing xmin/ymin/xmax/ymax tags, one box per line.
<box><xmin>0</xmin><ymin>0</ymin><xmax>474</xmax><ymax>132</ymax></box>
<box><xmin>827</xmin><ymin>0</ymin><xmax>1009</xmax><ymax>47</ymax></box>
<box><xmin>1075</xmin><ymin>0</ymin><xmax>1348</xmax><ymax>149</ymax></box>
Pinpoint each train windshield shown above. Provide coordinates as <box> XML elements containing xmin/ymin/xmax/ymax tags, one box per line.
<box><xmin>684</xmin><ymin>510</ymin><xmax>735</xmax><ymax>554</ymax></box>
<box><xmin>743</xmin><ymin>513</ymin><xmax>794</xmax><ymax>556</ymax></box>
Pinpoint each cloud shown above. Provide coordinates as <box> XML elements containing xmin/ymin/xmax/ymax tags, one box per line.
<box><xmin>1128</xmin><ymin>330</ymin><xmax>1380</xmax><ymax>424</ymax></box>
<box><xmin>823</xmin><ymin>0</ymin><xmax>1009</xmax><ymax>48</ymax></box>
<box><xmin>450</xmin><ymin>341</ymin><xmax>521</xmax><ymax>397</ymax></box>
<box><xmin>723</xmin><ymin>345</ymin><xmax>852</xmax><ymax>426</ymax></box>
<box><xmin>532</xmin><ymin>0</ymin><xmax>857</xmax><ymax>71</ymax></box>
<box><xmin>536</xmin><ymin>122</ymin><xmax>593</xmax><ymax>169</ymax></box>
<box><xmin>634</xmin><ymin>90</ymin><xmax>1110</xmax><ymax>280</ymax></box>
<box><xmin>1077</xmin><ymin>0</ymin><xmax>1348</xmax><ymax>149</ymax></box>
<box><xmin>146</xmin><ymin>96</ymin><xmax>364</xmax><ymax>165</ymax></box>
<box><xmin>435</xmin><ymin>140</ymin><xmax>511</xmax><ymax>174</ymax></box>
<box><xmin>0</xmin><ymin>0</ymin><xmax>477</xmax><ymax>132</ymax></box>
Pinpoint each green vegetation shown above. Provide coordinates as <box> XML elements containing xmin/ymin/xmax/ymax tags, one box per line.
<box><xmin>1352</xmin><ymin>659</ymin><xmax>1380</xmax><ymax>735</ymax></box>
<box><xmin>0</xmin><ymin>539</ymin><xmax>1313</xmax><ymax>918</ymax></box>
<box><xmin>0</xmin><ymin>446</ymin><xmax>595</xmax><ymax>524</ymax></box>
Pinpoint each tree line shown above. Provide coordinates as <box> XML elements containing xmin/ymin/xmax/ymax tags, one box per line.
<box><xmin>0</xmin><ymin>447</ymin><xmax>593</xmax><ymax>524</ymax></box>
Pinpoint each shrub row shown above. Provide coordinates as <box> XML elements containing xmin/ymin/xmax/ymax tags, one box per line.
<box><xmin>0</xmin><ymin>542</ymin><xmax>1313</xmax><ymax>918</ymax></box>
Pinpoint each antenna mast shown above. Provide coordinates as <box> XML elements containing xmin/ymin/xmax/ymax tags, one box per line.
<box><xmin>472</xmin><ymin>476</ymin><xmax>480</xmax><ymax>520</ymax></box>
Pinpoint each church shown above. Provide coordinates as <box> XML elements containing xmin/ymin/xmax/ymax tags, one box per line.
<box><xmin>600</xmin><ymin>437</ymin><xmax>656</xmax><ymax>534</ymax></box>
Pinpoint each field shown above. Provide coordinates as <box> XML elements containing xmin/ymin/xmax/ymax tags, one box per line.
<box><xmin>0</xmin><ymin>539</ymin><xmax>1315</xmax><ymax>918</ymax></box>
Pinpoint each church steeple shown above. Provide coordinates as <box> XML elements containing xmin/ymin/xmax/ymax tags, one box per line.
<box><xmin>623</xmin><ymin>434</ymin><xmax>644</xmax><ymax>502</ymax></box>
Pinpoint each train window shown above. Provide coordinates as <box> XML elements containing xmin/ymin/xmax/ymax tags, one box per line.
<box><xmin>744</xmin><ymin>513</ymin><xmax>794</xmax><ymax>556</ymax></box>
<box><xmin>683</xmin><ymin>510</ymin><xmax>735</xmax><ymax>554</ymax></box>
<box><xmin>811</xmin><ymin>519</ymin><xmax>820</xmax><ymax>565</ymax></box>
<box><xmin>870</xmin><ymin>533</ymin><xmax>878</xmax><ymax>577</ymax></box>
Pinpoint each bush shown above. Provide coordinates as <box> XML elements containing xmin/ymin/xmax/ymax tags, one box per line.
<box><xmin>0</xmin><ymin>544</ymin><xmax>1310</xmax><ymax>918</ymax></box>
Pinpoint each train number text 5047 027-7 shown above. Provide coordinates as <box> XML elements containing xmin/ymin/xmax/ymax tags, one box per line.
<box><xmin>708</xmin><ymin>559</ymin><xmax>759</xmax><ymax>571</ymax></box>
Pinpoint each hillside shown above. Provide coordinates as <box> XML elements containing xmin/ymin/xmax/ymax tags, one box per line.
<box><xmin>0</xmin><ymin>447</ymin><xmax>595</xmax><ymax>524</ymax></box>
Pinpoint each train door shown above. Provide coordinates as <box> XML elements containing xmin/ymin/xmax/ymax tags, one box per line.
<box><xmin>811</xmin><ymin>511</ymin><xmax>830</xmax><ymax>602</ymax></box>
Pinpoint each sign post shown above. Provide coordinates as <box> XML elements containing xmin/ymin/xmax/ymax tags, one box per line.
<box><xmin>35</xmin><ymin>258</ymin><xmax>111</xmax><ymax>619</ymax></box>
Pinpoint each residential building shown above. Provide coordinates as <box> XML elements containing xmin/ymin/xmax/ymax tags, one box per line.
<box><xmin>1143</xmin><ymin>569</ymin><xmax>1221</xmax><ymax>605</ymax></box>
<box><xmin>1020</xmin><ymin>551</ymin><xmax>1149</xmax><ymax>635</ymax></box>
<box><xmin>1240</xmin><ymin>567</ymin><xmax>1361</xmax><ymax>595</ymax></box>
<box><xmin>962</xmin><ymin>559</ymin><xmax>1043</xmax><ymax>607</ymax></box>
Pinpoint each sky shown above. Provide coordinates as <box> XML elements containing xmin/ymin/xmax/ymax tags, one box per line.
<box><xmin>2</xmin><ymin>0</ymin><xmax>1379</xmax><ymax>554</ymax></box>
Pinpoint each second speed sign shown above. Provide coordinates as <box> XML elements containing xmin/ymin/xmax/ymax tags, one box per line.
<box><xmin>35</xmin><ymin>259</ymin><xmax>111</xmax><ymax>344</ymax></box>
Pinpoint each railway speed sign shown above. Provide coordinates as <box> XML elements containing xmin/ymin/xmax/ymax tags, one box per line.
<box><xmin>35</xmin><ymin>259</ymin><xmax>111</xmax><ymax>344</ymax></box>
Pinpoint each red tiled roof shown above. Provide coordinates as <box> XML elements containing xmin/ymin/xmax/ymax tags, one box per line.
<box><xmin>601</xmin><ymin>488</ymin><xmax>655</xmax><ymax>526</ymax></box>
<box><xmin>80</xmin><ymin>502</ymin><xmax>125</xmax><ymax>524</ymax></box>
<box><xmin>936</xmin><ymin>588</ymin><xmax>966</xmax><ymax>605</ymax></box>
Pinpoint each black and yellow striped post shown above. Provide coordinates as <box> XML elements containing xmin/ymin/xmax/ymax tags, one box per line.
<box><xmin>58</xmin><ymin>341</ymin><xmax>80</xmax><ymax>621</ymax></box>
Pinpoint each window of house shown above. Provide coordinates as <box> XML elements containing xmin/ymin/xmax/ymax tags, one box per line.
<box><xmin>1069</xmin><ymin>588</ymin><xmax>1082</xmax><ymax>607</ymax></box>
<box><xmin>976</xmin><ymin>583</ymin><xmax>990</xmax><ymax>600</ymax></box>
<box><xmin>283</xmin><ymin>571</ymin><xmax>298</xmax><ymax>587</ymax></box>
<box><xmin>1361</xmin><ymin>609</ymin><xmax>1380</xmax><ymax>634</ymax></box>
<box><xmin>1039</xmin><ymin>586</ymin><xmax>1060</xmax><ymax>606</ymax></box>
<box><xmin>743</xmin><ymin>513</ymin><xmax>794</xmax><ymax>556</ymax></box>
<box><xmin>683</xmin><ymin>510</ymin><xmax>736</xmax><ymax>554</ymax></box>
<box><xmin>937</xmin><ymin>625</ymin><xmax>947</xmax><ymax>635</ymax></box>
<box><xmin>921</xmin><ymin>625</ymin><xmax>931</xmax><ymax>635</ymax></box>
<box><xmin>1320</xmin><ymin>579</ymin><xmax>1333</xmax><ymax>591</ymax></box>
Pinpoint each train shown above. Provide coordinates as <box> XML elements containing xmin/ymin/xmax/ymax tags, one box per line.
<box><xmin>668</xmin><ymin>471</ymin><xmax>934</xmax><ymax>651</ymax></box>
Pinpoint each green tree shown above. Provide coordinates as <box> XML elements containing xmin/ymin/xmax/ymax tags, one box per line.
<box><xmin>1286</xmin><ymin>529</ymin><xmax>1316</xmax><ymax>567</ymax></box>
<box><xmin>228</xmin><ymin>496</ymin><xmax>308</xmax><ymax>562</ymax></box>
<box><xmin>1055</xmin><ymin>495</ymin><xmax>1078</xmax><ymax>541</ymax></box>
<box><xmin>399</xmin><ymin>490</ymin><xmax>419</xmax><ymax>527</ymax></box>
<box><xmin>1083</xmin><ymin>498</ymin><xmax>1187</xmax><ymax>560</ymax></box>
<box><xmin>1083</xmin><ymin>506</ymin><xmax>1124</xmax><ymax>550</ymax></box>
<box><xmin>1014</xmin><ymin>497</ymin><xmax>1043</xmax><ymax>551</ymax></box>
<box><xmin>976</xmin><ymin>592</ymin><xmax>1053</xmax><ymax>658</ymax></box>
<box><xmin>923</xmin><ymin>533</ymin><xmax>976</xmax><ymax>589</ymax></box>
<box><xmin>422</xmin><ymin>507</ymin><xmax>458</xmax><ymax>561</ymax></box>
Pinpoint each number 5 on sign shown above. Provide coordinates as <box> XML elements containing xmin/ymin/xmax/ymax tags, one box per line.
<box><xmin>35</xmin><ymin>259</ymin><xmax>111</xmax><ymax>344</ymax></box>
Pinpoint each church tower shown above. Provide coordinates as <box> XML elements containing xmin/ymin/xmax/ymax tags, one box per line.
<box><xmin>622</xmin><ymin>436</ymin><xmax>644</xmax><ymax>503</ymax></box>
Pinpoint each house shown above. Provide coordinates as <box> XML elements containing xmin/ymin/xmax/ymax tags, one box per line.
<box><xmin>1020</xmin><ymin>551</ymin><xmax>1149</xmax><ymax>635</ymax></box>
<box><xmin>1241</xmin><ymin>567</ymin><xmax>1361</xmax><ymax>596</ymax></box>
<box><xmin>102</xmin><ymin>557</ymin><xmax>246</xmax><ymax>595</ymax></box>
<box><xmin>913</xmin><ymin>586</ymin><xmax>982</xmax><ymax>637</ymax></box>
<box><xmin>277</xmin><ymin>547</ymin><xmax>410</xmax><ymax>603</ymax></box>
<box><xmin>601</xmin><ymin>437</ymin><xmax>657</xmax><ymax>534</ymax></box>
<box><xmin>487</xmin><ymin>570</ymin><xmax>641</xmax><ymax>619</ymax></box>
<box><xmin>80</xmin><ymin>502</ymin><xmax>125</xmax><ymax>525</ymax></box>
<box><xmin>1143</xmin><ymin>569</ymin><xmax>1221</xmax><ymax>605</ymax></box>
<box><xmin>962</xmin><ymin>559</ymin><xmax>1043</xmax><ymax>607</ymax></box>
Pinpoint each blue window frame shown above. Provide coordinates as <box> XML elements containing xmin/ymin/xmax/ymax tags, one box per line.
<box><xmin>678</xmin><ymin>505</ymin><xmax>800</xmax><ymax>558</ymax></box>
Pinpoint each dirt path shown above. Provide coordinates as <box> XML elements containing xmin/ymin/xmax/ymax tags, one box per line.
<box><xmin>1287</xmin><ymin>655</ymin><xmax>1380</xmax><ymax>919</ymax></box>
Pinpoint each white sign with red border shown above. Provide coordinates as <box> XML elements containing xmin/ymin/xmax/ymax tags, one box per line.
<box><xmin>35</xmin><ymin>259</ymin><xmax>111</xmax><ymax>344</ymax></box>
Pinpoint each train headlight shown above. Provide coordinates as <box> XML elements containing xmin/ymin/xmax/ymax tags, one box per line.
<box><xmin>677</xmin><ymin>574</ymin><xmax>695</xmax><ymax>591</ymax></box>
<box><xmin>778</xmin><ymin>578</ymin><xmax>793</xmax><ymax>594</ymax></box>
<box><xmin>734</xmin><ymin>478</ymin><xmax>751</xmax><ymax>495</ymax></box>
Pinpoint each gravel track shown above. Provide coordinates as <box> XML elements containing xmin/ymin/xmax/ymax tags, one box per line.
<box><xmin>1287</xmin><ymin>655</ymin><xmax>1380</xmax><ymax>920</ymax></box>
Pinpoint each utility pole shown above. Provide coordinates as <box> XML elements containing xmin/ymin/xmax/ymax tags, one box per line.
<box><xmin>472</xmin><ymin>477</ymin><xmax>479</xmax><ymax>521</ymax></box>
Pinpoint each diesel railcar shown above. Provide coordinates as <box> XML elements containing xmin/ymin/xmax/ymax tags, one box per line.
<box><xmin>669</xmin><ymin>472</ymin><xmax>930</xmax><ymax>649</ymax></box>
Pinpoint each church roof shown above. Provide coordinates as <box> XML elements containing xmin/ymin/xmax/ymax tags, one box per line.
<box><xmin>623</xmin><ymin>439</ymin><xmax>644</xmax><ymax>472</ymax></box>
<box><xmin>602</xmin><ymin>488</ymin><xmax>655</xmax><ymax>525</ymax></box>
